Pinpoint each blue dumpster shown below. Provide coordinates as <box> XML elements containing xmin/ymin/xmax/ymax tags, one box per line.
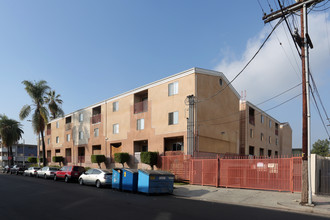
<box><xmin>122</xmin><ymin>168</ymin><xmax>138</xmax><ymax>192</ymax></box>
<box><xmin>112</xmin><ymin>168</ymin><xmax>122</xmax><ymax>190</ymax></box>
<box><xmin>138</xmin><ymin>170</ymin><xmax>174</xmax><ymax>194</ymax></box>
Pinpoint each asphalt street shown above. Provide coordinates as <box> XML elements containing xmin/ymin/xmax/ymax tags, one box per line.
<box><xmin>0</xmin><ymin>174</ymin><xmax>328</xmax><ymax>220</ymax></box>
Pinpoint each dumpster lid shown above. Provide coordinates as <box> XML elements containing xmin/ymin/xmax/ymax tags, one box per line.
<box><xmin>122</xmin><ymin>168</ymin><xmax>138</xmax><ymax>173</ymax></box>
<box><xmin>139</xmin><ymin>170</ymin><xmax>174</xmax><ymax>176</ymax></box>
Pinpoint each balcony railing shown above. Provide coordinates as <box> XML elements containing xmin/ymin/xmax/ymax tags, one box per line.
<box><xmin>275</xmin><ymin>129</ymin><xmax>279</xmax><ymax>136</ymax></box>
<box><xmin>91</xmin><ymin>114</ymin><xmax>101</xmax><ymax>124</ymax></box>
<box><xmin>65</xmin><ymin>123</ymin><xmax>72</xmax><ymax>131</ymax></box>
<box><xmin>46</xmin><ymin>129</ymin><xmax>51</xmax><ymax>136</ymax></box>
<box><xmin>78</xmin><ymin>156</ymin><xmax>85</xmax><ymax>163</ymax></box>
<box><xmin>65</xmin><ymin>156</ymin><xmax>72</xmax><ymax>163</ymax></box>
<box><xmin>134</xmin><ymin>100</ymin><xmax>148</xmax><ymax>114</ymax></box>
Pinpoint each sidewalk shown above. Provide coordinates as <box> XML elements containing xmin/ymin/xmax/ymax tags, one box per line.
<box><xmin>173</xmin><ymin>184</ymin><xmax>330</xmax><ymax>217</ymax></box>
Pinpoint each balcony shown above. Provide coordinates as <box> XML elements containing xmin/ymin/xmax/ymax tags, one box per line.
<box><xmin>65</xmin><ymin>156</ymin><xmax>72</xmax><ymax>163</ymax></box>
<box><xmin>78</xmin><ymin>156</ymin><xmax>85</xmax><ymax>163</ymax></box>
<box><xmin>65</xmin><ymin>123</ymin><xmax>72</xmax><ymax>131</ymax></box>
<box><xmin>46</xmin><ymin>129</ymin><xmax>51</xmax><ymax>136</ymax></box>
<box><xmin>134</xmin><ymin>100</ymin><xmax>148</xmax><ymax>114</ymax></box>
<box><xmin>92</xmin><ymin>114</ymin><xmax>101</xmax><ymax>124</ymax></box>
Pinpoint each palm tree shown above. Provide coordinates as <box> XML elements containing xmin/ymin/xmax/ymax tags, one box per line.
<box><xmin>19</xmin><ymin>80</ymin><xmax>49</xmax><ymax>166</ymax></box>
<box><xmin>44</xmin><ymin>90</ymin><xmax>64</xmax><ymax>120</ymax></box>
<box><xmin>0</xmin><ymin>115</ymin><xmax>24</xmax><ymax>166</ymax></box>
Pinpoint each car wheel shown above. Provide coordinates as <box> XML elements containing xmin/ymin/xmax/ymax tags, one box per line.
<box><xmin>79</xmin><ymin>178</ymin><xmax>84</xmax><ymax>185</ymax></box>
<box><xmin>54</xmin><ymin>175</ymin><xmax>57</xmax><ymax>181</ymax></box>
<box><xmin>96</xmin><ymin>180</ymin><xmax>101</xmax><ymax>188</ymax></box>
<box><xmin>16</xmin><ymin>171</ymin><xmax>19</xmax><ymax>175</ymax></box>
<box><xmin>36</xmin><ymin>174</ymin><xmax>39</xmax><ymax>178</ymax></box>
<box><xmin>44</xmin><ymin>174</ymin><xmax>47</xmax><ymax>179</ymax></box>
<box><xmin>29</xmin><ymin>173</ymin><xmax>32</xmax><ymax>177</ymax></box>
<box><xmin>64</xmin><ymin>176</ymin><xmax>69</xmax><ymax>183</ymax></box>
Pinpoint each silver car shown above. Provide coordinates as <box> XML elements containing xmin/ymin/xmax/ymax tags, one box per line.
<box><xmin>36</xmin><ymin>166</ymin><xmax>59</xmax><ymax>179</ymax></box>
<box><xmin>24</xmin><ymin>167</ymin><xmax>41</xmax><ymax>177</ymax></box>
<box><xmin>78</xmin><ymin>169</ymin><xmax>112</xmax><ymax>188</ymax></box>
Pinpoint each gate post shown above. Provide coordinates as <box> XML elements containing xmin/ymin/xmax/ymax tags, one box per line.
<box><xmin>216</xmin><ymin>156</ymin><xmax>219</xmax><ymax>187</ymax></box>
<box><xmin>290</xmin><ymin>157</ymin><xmax>294</xmax><ymax>193</ymax></box>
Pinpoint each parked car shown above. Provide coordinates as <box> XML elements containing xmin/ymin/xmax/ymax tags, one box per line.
<box><xmin>10</xmin><ymin>165</ymin><xmax>27</xmax><ymax>175</ymax></box>
<box><xmin>36</xmin><ymin>166</ymin><xmax>59</xmax><ymax>179</ymax></box>
<box><xmin>24</xmin><ymin>167</ymin><xmax>41</xmax><ymax>177</ymax></box>
<box><xmin>2</xmin><ymin>165</ymin><xmax>13</xmax><ymax>174</ymax></box>
<box><xmin>78</xmin><ymin>169</ymin><xmax>112</xmax><ymax>188</ymax></box>
<box><xmin>54</xmin><ymin>166</ymin><xmax>85</xmax><ymax>183</ymax></box>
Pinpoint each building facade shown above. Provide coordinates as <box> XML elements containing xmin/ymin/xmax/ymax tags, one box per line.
<box><xmin>42</xmin><ymin>68</ymin><xmax>292</xmax><ymax>168</ymax></box>
<box><xmin>0</xmin><ymin>142</ymin><xmax>38</xmax><ymax>167</ymax></box>
<box><xmin>239</xmin><ymin>101</ymin><xmax>292</xmax><ymax>157</ymax></box>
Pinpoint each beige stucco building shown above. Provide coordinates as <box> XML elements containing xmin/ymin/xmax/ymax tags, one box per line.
<box><xmin>42</xmin><ymin>68</ymin><xmax>292</xmax><ymax>168</ymax></box>
<box><xmin>239</xmin><ymin>101</ymin><xmax>292</xmax><ymax>157</ymax></box>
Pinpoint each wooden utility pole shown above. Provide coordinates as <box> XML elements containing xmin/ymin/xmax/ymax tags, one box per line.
<box><xmin>263</xmin><ymin>0</ymin><xmax>324</xmax><ymax>205</ymax></box>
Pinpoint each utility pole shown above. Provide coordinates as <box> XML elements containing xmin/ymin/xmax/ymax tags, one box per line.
<box><xmin>263</xmin><ymin>0</ymin><xmax>324</xmax><ymax>205</ymax></box>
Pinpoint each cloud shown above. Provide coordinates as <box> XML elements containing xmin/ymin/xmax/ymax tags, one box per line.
<box><xmin>215</xmin><ymin>12</ymin><xmax>330</xmax><ymax>105</ymax></box>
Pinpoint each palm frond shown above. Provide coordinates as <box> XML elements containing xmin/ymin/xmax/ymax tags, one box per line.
<box><xmin>19</xmin><ymin>105</ymin><xmax>31</xmax><ymax>120</ymax></box>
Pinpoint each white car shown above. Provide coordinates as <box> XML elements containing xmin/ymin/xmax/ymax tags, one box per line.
<box><xmin>36</xmin><ymin>166</ymin><xmax>59</xmax><ymax>179</ymax></box>
<box><xmin>24</xmin><ymin>167</ymin><xmax>41</xmax><ymax>177</ymax></box>
<box><xmin>78</xmin><ymin>169</ymin><xmax>112</xmax><ymax>188</ymax></box>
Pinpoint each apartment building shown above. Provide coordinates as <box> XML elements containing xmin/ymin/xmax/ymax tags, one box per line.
<box><xmin>43</xmin><ymin>68</ymin><xmax>241</xmax><ymax>168</ymax></box>
<box><xmin>43</xmin><ymin>67</ymin><xmax>292</xmax><ymax>168</ymax></box>
<box><xmin>239</xmin><ymin>101</ymin><xmax>292</xmax><ymax>157</ymax></box>
<box><xmin>0</xmin><ymin>142</ymin><xmax>37</xmax><ymax>167</ymax></box>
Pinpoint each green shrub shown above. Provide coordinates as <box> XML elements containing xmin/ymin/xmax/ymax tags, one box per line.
<box><xmin>29</xmin><ymin>164</ymin><xmax>42</xmax><ymax>168</ymax></box>
<box><xmin>114</xmin><ymin>152</ymin><xmax>130</xmax><ymax>168</ymax></box>
<box><xmin>91</xmin><ymin>155</ymin><xmax>106</xmax><ymax>168</ymax></box>
<box><xmin>141</xmin><ymin>152</ymin><xmax>158</xmax><ymax>170</ymax></box>
<box><xmin>52</xmin><ymin>156</ymin><xmax>64</xmax><ymax>166</ymax></box>
<box><xmin>27</xmin><ymin>157</ymin><xmax>37</xmax><ymax>164</ymax></box>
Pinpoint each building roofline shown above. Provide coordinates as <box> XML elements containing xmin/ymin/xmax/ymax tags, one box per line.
<box><xmin>50</xmin><ymin>67</ymin><xmax>240</xmax><ymax>123</ymax></box>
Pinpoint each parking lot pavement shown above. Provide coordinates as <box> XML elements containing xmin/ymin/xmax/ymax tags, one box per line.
<box><xmin>173</xmin><ymin>184</ymin><xmax>330</xmax><ymax>217</ymax></box>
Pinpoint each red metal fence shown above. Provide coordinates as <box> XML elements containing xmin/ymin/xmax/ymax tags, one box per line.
<box><xmin>160</xmin><ymin>155</ymin><xmax>302</xmax><ymax>192</ymax></box>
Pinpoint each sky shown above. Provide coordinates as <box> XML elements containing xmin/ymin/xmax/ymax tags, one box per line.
<box><xmin>0</xmin><ymin>0</ymin><xmax>329</xmax><ymax>149</ymax></box>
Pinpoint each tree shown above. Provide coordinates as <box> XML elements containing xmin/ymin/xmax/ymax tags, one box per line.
<box><xmin>52</xmin><ymin>156</ymin><xmax>64</xmax><ymax>166</ymax></box>
<box><xmin>141</xmin><ymin>152</ymin><xmax>158</xmax><ymax>170</ymax></box>
<box><xmin>27</xmin><ymin>157</ymin><xmax>37</xmax><ymax>164</ymax></box>
<box><xmin>311</xmin><ymin>139</ymin><xmax>330</xmax><ymax>156</ymax></box>
<box><xmin>91</xmin><ymin>155</ymin><xmax>106</xmax><ymax>168</ymax></box>
<box><xmin>0</xmin><ymin>115</ymin><xmax>24</xmax><ymax>166</ymax></box>
<box><xmin>44</xmin><ymin>90</ymin><xmax>64</xmax><ymax>120</ymax></box>
<box><xmin>19</xmin><ymin>80</ymin><xmax>50</xmax><ymax>166</ymax></box>
<box><xmin>114</xmin><ymin>153</ymin><xmax>130</xmax><ymax>168</ymax></box>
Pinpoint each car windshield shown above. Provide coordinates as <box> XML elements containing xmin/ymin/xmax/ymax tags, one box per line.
<box><xmin>35</xmin><ymin>168</ymin><xmax>40</xmax><ymax>170</ymax></box>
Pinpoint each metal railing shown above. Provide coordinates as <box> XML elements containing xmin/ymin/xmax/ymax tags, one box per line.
<box><xmin>91</xmin><ymin>114</ymin><xmax>101</xmax><ymax>124</ymax></box>
<box><xmin>134</xmin><ymin>100</ymin><xmax>148</xmax><ymax>114</ymax></box>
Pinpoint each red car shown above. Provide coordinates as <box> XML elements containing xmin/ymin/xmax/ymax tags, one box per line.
<box><xmin>53</xmin><ymin>166</ymin><xmax>85</xmax><ymax>183</ymax></box>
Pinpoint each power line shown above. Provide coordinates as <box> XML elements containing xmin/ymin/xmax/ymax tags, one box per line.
<box><xmin>197</xmin><ymin>17</ymin><xmax>285</xmax><ymax>104</ymax></box>
<box><xmin>256</xmin><ymin>82</ymin><xmax>301</xmax><ymax>105</ymax></box>
<box><xmin>198</xmin><ymin>93</ymin><xmax>301</xmax><ymax>127</ymax></box>
<box><xmin>310</xmin><ymin>72</ymin><xmax>330</xmax><ymax>122</ymax></box>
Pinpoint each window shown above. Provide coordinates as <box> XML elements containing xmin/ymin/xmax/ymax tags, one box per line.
<box><xmin>113</xmin><ymin>124</ymin><xmax>119</xmax><ymax>134</ymax></box>
<box><xmin>56</xmin><ymin>136</ymin><xmax>59</xmax><ymax>143</ymax></box>
<box><xmin>275</xmin><ymin>123</ymin><xmax>279</xmax><ymax>136</ymax></box>
<box><xmin>275</xmin><ymin>151</ymin><xmax>278</xmax><ymax>157</ymax></box>
<box><xmin>261</xmin><ymin>115</ymin><xmax>264</xmax><ymax>124</ymax></box>
<box><xmin>260</xmin><ymin>133</ymin><xmax>264</xmax><ymax>141</ymax></box>
<box><xmin>66</xmin><ymin>134</ymin><xmax>70</xmax><ymax>142</ymax></box>
<box><xmin>55</xmin><ymin>149</ymin><xmax>60</xmax><ymax>153</ymax></box>
<box><xmin>268</xmin><ymin>150</ymin><xmax>272</xmax><ymax>157</ymax></box>
<box><xmin>113</xmin><ymin>101</ymin><xmax>119</xmax><ymax>112</ymax></box>
<box><xmin>94</xmin><ymin>128</ymin><xmax>99</xmax><ymax>137</ymax></box>
<box><xmin>269</xmin><ymin>120</ymin><xmax>272</xmax><ymax>128</ymax></box>
<box><xmin>137</xmin><ymin>119</ymin><xmax>144</xmax><ymax>130</ymax></box>
<box><xmin>79</xmin><ymin>131</ymin><xmax>83</xmax><ymax>140</ymax></box>
<box><xmin>249</xmin><ymin>107</ymin><xmax>255</xmax><ymax>125</ymax></box>
<box><xmin>168</xmin><ymin>111</ymin><xmax>179</xmax><ymax>125</ymax></box>
<box><xmin>79</xmin><ymin>113</ymin><xmax>83</xmax><ymax>122</ymax></box>
<box><xmin>47</xmin><ymin>138</ymin><xmax>50</xmax><ymax>145</ymax></box>
<box><xmin>269</xmin><ymin>136</ymin><xmax>272</xmax><ymax>144</ymax></box>
<box><xmin>56</xmin><ymin>121</ymin><xmax>59</xmax><ymax>128</ymax></box>
<box><xmin>168</xmin><ymin>82</ymin><xmax>178</xmax><ymax>96</ymax></box>
<box><xmin>249</xmin><ymin>146</ymin><xmax>255</xmax><ymax>156</ymax></box>
<box><xmin>250</xmin><ymin>129</ymin><xmax>254</xmax><ymax>138</ymax></box>
<box><xmin>275</xmin><ymin>138</ymin><xmax>278</xmax><ymax>146</ymax></box>
<box><xmin>219</xmin><ymin>78</ymin><xmax>223</xmax><ymax>86</ymax></box>
<box><xmin>259</xmin><ymin>148</ymin><xmax>264</xmax><ymax>156</ymax></box>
